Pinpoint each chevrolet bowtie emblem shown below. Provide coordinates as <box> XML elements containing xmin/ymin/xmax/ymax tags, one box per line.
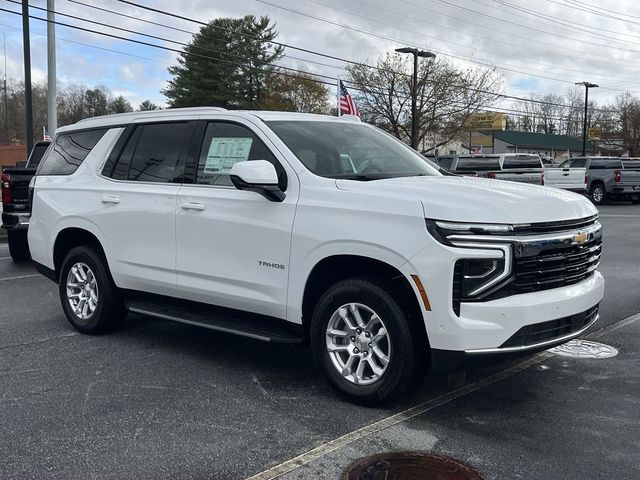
<box><xmin>573</xmin><ymin>231</ymin><xmax>589</xmax><ymax>245</ymax></box>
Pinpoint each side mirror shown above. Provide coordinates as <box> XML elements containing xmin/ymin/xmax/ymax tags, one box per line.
<box><xmin>230</xmin><ymin>160</ymin><xmax>285</xmax><ymax>202</ymax></box>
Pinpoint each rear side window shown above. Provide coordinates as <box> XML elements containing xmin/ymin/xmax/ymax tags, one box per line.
<box><xmin>569</xmin><ymin>159</ymin><xmax>586</xmax><ymax>168</ymax></box>
<box><xmin>502</xmin><ymin>155</ymin><xmax>543</xmax><ymax>169</ymax></box>
<box><xmin>123</xmin><ymin>122</ymin><xmax>192</xmax><ymax>183</ymax></box>
<box><xmin>589</xmin><ymin>159</ymin><xmax>623</xmax><ymax>169</ymax></box>
<box><xmin>455</xmin><ymin>157</ymin><xmax>500</xmax><ymax>172</ymax></box>
<box><xmin>437</xmin><ymin>157</ymin><xmax>454</xmax><ymax>170</ymax></box>
<box><xmin>37</xmin><ymin>129</ymin><xmax>107</xmax><ymax>175</ymax></box>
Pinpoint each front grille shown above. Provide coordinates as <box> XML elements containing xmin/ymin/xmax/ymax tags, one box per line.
<box><xmin>500</xmin><ymin>305</ymin><xmax>599</xmax><ymax>348</ymax></box>
<box><xmin>512</xmin><ymin>215</ymin><xmax>598</xmax><ymax>235</ymax></box>
<box><xmin>512</xmin><ymin>237</ymin><xmax>602</xmax><ymax>295</ymax></box>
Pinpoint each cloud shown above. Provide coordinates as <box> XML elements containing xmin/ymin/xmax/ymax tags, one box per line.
<box><xmin>1</xmin><ymin>0</ymin><xmax>640</xmax><ymax>109</ymax></box>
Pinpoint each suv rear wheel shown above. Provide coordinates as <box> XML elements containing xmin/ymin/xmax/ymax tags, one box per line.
<box><xmin>7</xmin><ymin>230</ymin><xmax>30</xmax><ymax>262</ymax></box>
<box><xmin>310</xmin><ymin>278</ymin><xmax>424</xmax><ymax>405</ymax></box>
<box><xmin>59</xmin><ymin>245</ymin><xmax>126</xmax><ymax>334</ymax></box>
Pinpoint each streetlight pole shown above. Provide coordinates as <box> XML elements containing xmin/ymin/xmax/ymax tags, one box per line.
<box><xmin>22</xmin><ymin>0</ymin><xmax>34</xmax><ymax>152</ymax></box>
<box><xmin>395</xmin><ymin>47</ymin><xmax>436</xmax><ymax>150</ymax></box>
<box><xmin>576</xmin><ymin>81</ymin><xmax>598</xmax><ymax>156</ymax></box>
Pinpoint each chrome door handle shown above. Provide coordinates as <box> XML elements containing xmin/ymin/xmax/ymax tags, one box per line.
<box><xmin>181</xmin><ymin>202</ymin><xmax>205</xmax><ymax>211</ymax></box>
<box><xmin>101</xmin><ymin>195</ymin><xmax>120</xmax><ymax>204</ymax></box>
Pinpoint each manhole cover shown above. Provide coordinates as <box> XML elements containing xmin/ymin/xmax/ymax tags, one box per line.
<box><xmin>342</xmin><ymin>452</ymin><xmax>483</xmax><ymax>480</ymax></box>
<box><xmin>548</xmin><ymin>339</ymin><xmax>618</xmax><ymax>359</ymax></box>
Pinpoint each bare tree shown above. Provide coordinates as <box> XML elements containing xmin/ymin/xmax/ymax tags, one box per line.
<box><xmin>347</xmin><ymin>53</ymin><xmax>502</xmax><ymax>150</ymax></box>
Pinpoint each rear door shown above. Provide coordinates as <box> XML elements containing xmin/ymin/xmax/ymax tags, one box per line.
<box><xmin>95</xmin><ymin>121</ymin><xmax>195</xmax><ymax>296</ymax></box>
<box><xmin>175</xmin><ymin>118</ymin><xmax>298</xmax><ymax>319</ymax></box>
<box><xmin>545</xmin><ymin>158</ymin><xmax>586</xmax><ymax>190</ymax></box>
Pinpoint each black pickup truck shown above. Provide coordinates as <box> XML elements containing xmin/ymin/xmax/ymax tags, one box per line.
<box><xmin>1</xmin><ymin>141</ymin><xmax>50</xmax><ymax>261</ymax></box>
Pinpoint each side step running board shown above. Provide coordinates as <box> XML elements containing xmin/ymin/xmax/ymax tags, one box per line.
<box><xmin>125</xmin><ymin>296</ymin><xmax>304</xmax><ymax>344</ymax></box>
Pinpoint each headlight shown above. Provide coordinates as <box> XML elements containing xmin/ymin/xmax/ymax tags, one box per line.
<box><xmin>456</xmin><ymin>256</ymin><xmax>510</xmax><ymax>298</ymax></box>
<box><xmin>427</xmin><ymin>219</ymin><xmax>515</xmax><ymax>309</ymax></box>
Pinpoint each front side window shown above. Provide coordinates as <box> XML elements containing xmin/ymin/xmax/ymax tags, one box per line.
<box><xmin>196</xmin><ymin>122</ymin><xmax>282</xmax><ymax>187</ymax></box>
<box><xmin>266</xmin><ymin>121</ymin><xmax>440</xmax><ymax>180</ymax></box>
<box><xmin>37</xmin><ymin>129</ymin><xmax>107</xmax><ymax>175</ymax></box>
<box><xmin>127</xmin><ymin>122</ymin><xmax>192</xmax><ymax>183</ymax></box>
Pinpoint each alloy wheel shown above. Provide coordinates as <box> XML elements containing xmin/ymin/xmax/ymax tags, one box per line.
<box><xmin>66</xmin><ymin>262</ymin><xmax>99</xmax><ymax>321</ymax></box>
<box><xmin>325</xmin><ymin>303</ymin><xmax>391</xmax><ymax>385</ymax></box>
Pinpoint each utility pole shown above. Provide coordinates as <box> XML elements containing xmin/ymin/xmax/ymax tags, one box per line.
<box><xmin>3</xmin><ymin>33</ymin><xmax>8</xmax><ymax>144</ymax></box>
<box><xmin>395</xmin><ymin>47</ymin><xmax>436</xmax><ymax>150</ymax></box>
<box><xmin>575</xmin><ymin>81</ymin><xmax>598</xmax><ymax>156</ymax></box>
<box><xmin>47</xmin><ymin>0</ymin><xmax>57</xmax><ymax>138</ymax></box>
<box><xmin>22</xmin><ymin>0</ymin><xmax>34</xmax><ymax>152</ymax></box>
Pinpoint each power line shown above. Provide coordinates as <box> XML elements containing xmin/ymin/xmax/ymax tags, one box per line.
<box><xmin>304</xmin><ymin>0</ymin><xmax>640</xmax><ymax>83</ymax></box>
<box><xmin>6</xmin><ymin>1</ymin><xmax>636</xmax><ymax>111</ymax></box>
<box><xmin>64</xmin><ymin>0</ymin><xmax>349</xmax><ymax>73</ymax></box>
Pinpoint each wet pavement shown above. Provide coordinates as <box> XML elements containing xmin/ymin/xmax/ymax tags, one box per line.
<box><xmin>1</xmin><ymin>203</ymin><xmax>639</xmax><ymax>479</ymax></box>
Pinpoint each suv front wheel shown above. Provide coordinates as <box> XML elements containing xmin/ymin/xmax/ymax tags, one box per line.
<box><xmin>59</xmin><ymin>245</ymin><xmax>126</xmax><ymax>334</ymax></box>
<box><xmin>310</xmin><ymin>278</ymin><xmax>424</xmax><ymax>405</ymax></box>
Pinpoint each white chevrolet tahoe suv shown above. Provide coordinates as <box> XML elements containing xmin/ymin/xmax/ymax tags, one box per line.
<box><xmin>29</xmin><ymin>108</ymin><xmax>604</xmax><ymax>404</ymax></box>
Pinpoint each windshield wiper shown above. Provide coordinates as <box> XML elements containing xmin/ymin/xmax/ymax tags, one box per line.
<box><xmin>328</xmin><ymin>174</ymin><xmax>383</xmax><ymax>181</ymax></box>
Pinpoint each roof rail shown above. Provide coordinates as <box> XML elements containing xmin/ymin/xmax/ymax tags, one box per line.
<box><xmin>75</xmin><ymin>106</ymin><xmax>228</xmax><ymax>124</ymax></box>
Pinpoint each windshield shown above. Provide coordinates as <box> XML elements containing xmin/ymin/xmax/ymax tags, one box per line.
<box><xmin>266</xmin><ymin>120</ymin><xmax>440</xmax><ymax>180</ymax></box>
<box><xmin>502</xmin><ymin>155</ymin><xmax>543</xmax><ymax>169</ymax></box>
<box><xmin>456</xmin><ymin>156</ymin><xmax>500</xmax><ymax>172</ymax></box>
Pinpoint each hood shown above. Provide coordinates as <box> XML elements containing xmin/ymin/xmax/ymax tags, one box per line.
<box><xmin>336</xmin><ymin>175</ymin><xmax>597</xmax><ymax>224</ymax></box>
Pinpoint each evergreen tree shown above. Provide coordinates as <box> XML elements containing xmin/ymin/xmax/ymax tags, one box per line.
<box><xmin>109</xmin><ymin>95</ymin><xmax>133</xmax><ymax>114</ymax></box>
<box><xmin>163</xmin><ymin>15</ymin><xmax>283</xmax><ymax>109</ymax></box>
<box><xmin>139</xmin><ymin>100</ymin><xmax>160</xmax><ymax>111</ymax></box>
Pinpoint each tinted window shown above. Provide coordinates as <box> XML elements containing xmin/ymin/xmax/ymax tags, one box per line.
<box><xmin>569</xmin><ymin>158</ymin><xmax>586</xmax><ymax>168</ymax></box>
<box><xmin>128</xmin><ymin>122</ymin><xmax>191</xmax><ymax>182</ymax></box>
<box><xmin>28</xmin><ymin>142</ymin><xmax>51</xmax><ymax>168</ymax></box>
<box><xmin>455</xmin><ymin>156</ymin><xmax>500</xmax><ymax>172</ymax></box>
<box><xmin>589</xmin><ymin>158</ymin><xmax>623</xmax><ymax>169</ymax></box>
<box><xmin>267</xmin><ymin>121</ymin><xmax>439</xmax><ymax>180</ymax></box>
<box><xmin>196</xmin><ymin>122</ymin><xmax>284</xmax><ymax>188</ymax></box>
<box><xmin>437</xmin><ymin>157</ymin><xmax>454</xmax><ymax>169</ymax></box>
<box><xmin>37</xmin><ymin>129</ymin><xmax>107</xmax><ymax>175</ymax></box>
<box><xmin>502</xmin><ymin>155</ymin><xmax>543</xmax><ymax>169</ymax></box>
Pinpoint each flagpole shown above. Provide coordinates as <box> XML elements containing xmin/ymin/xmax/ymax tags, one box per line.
<box><xmin>336</xmin><ymin>76</ymin><xmax>341</xmax><ymax>117</ymax></box>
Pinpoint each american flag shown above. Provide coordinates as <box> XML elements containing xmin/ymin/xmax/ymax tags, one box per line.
<box><xmin>338</xmin><ymin>80</ymin><xmax>359</xmax><ymax>116</ymax></box>
<box><xmin>43</xmin><ymin>126</ymin><xmax>51</xmax><ymax>141</ymax></box>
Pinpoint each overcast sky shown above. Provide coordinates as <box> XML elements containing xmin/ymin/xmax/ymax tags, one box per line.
<box><xmin>2</xmin><ymin>0</ymin><xmax>640</xmax><ymax>109</ymax></box>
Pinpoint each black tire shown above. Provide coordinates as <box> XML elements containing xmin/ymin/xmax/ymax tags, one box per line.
<box><xmin>310</xmin><ymin>278</ymin><xmax>425</xmax><ymax>405</ymax></box>
<box><xmin>630</xmin><ymin>194</ymin><xmax>640</xmax><ymax>204</ymax></box>
<box><xmin>7</xmin><ymin>230</ymin><xmax>30</xmax><ymax>262</ymax></box>
<box><xmin>59</xmin><ymin>245</ymin><xmax>126</xmax><ymax>334</ymax></box>
<box><xmin>590</xmin><ymin>183</ymin><xmax>606</xmax><ymax>205</ymax></box>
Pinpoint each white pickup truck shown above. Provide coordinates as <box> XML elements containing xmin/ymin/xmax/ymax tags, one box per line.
<box><xmin>446</xmin><ymin>154</ymin><xmax>544</xmax><ymax>185</ymax></box>
<box><xmin>544</xmin><ymin>157</ymin><xmax>587</xmax><ymax>193</ymax></box>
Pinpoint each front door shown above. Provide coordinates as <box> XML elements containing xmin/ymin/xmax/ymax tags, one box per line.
<box><xmin>175</xmin><ymin>118</ymin><xmax>298</xmax><ymax>319</ymax></box>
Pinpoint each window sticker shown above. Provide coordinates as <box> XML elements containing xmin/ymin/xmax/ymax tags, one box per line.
<box><xmin>203</xmin><ymin>137</ymin><xmax>253</xmax><ymax>174</ymax></box>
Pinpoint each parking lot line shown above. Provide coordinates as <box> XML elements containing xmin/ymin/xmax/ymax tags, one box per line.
<box><xmin>0</xmin><ymin>257</ymin><xmax>11</xmax><ymax>260</ymax></box>
<box><xmin>247</xmin><ymin>312</ymin><xmax>640</xmax><ymax>480</ymax></box>
<box><xmin>0</xmin><ymin>273</ymin><xmax>42</xmax><ymax>281</ymax></box>
<box><xmin>599</xmin><ymin>214</ymin><xmax>640</xmax><ymax>218</ymax></box>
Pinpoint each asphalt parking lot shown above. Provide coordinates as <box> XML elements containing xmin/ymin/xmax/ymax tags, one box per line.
<box><xmin>1</xmin><ymin>203</ymin><xmax>639</xmax><ymax>480</ymax></box>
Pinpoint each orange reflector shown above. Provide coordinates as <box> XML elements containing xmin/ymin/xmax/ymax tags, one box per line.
<box><xmin>410</xmin><ymin>275</ymin><xmax>432</xmax><ymax>311</ymax></box>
